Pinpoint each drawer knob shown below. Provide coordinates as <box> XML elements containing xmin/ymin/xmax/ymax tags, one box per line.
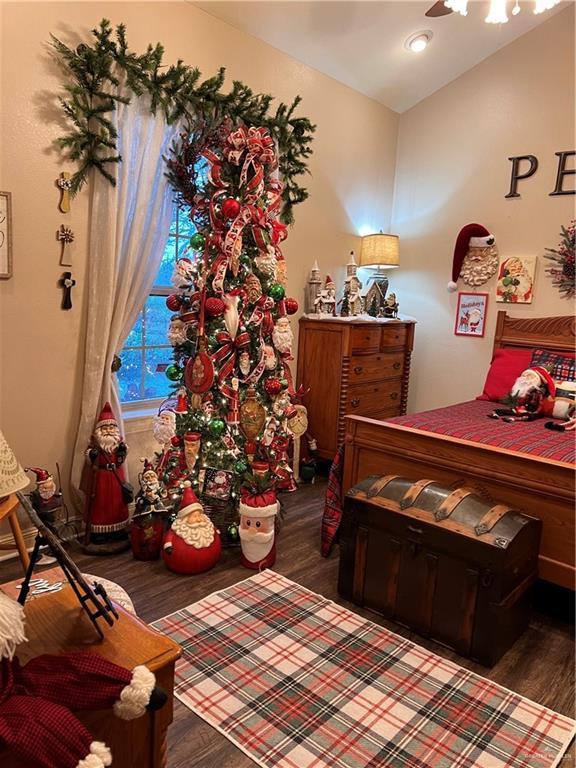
<box><xmin>350</xmin><ymin>398</ymin><xmax>360</xmax><ymax>407</ymax></box>
<box><xmin>393</xmin><ymin>362</ymin><xmax>401</xmax><ymax>370</ymax></box>
<box><xmin>390</xmin><ymin>392</ymin><xmax>399</xmax><ymax>400</ymax></box>
<box><xmin>353</xmin><ymin>366</ymin><xmax>363</xmax><ymax>374</ymax></box>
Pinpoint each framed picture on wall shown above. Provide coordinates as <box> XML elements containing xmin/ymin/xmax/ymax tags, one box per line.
<box><xmin>0</xmin><ymin>191</ymin><xmax>12</xmax><ymax>279</ymax></box>
<box><xmin>496</xmin><ymin>255</ymin><xmax>536</xmax><ymax>303</ymax></box>
<box><xmin>454</xmin><ymin>292</ymin><xmax>488</xmax><ymax>337</ymax></box>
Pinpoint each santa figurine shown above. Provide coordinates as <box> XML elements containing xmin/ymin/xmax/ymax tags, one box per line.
<box><xmin>272</xmin><ymin>316</ymin><xmax>294</xmax><ymax>357</ymax></box>
<box><xmin>131</xmin><ymin>461</ymin><xmax>166</xmax><ymax>561</ymax></box>
<box><xmin>447</xmin><ymin>223</ymin><xmax>498</xmax><ymax>292</ymax></box>
<box><xmin>162</xmin><ymin>483</ymin><xmax>221</xmax><ymax>575</ymax></box>
<box><xmin>84</xmin><ymin>402</ymin><xmax>132</xmax><ymax>550</ymax></box>
<box><xmin>171</xmin><ymin>257</ymin><xmax>195</xmax><ymax>288</ymax></box>
<box><xmin>488</xmin><ymin>366</ymin><xmax>555</xmax><ymax>422</ymax></box>
<box><xmin>25</xmin><ymin>467</ymin><xmax>62</xmax><ymax>531</ymax></box>
<box><xmin>0</xmin><ymin>590</ymin><xmax>167</xmax><ymax>768</ymax></box>
<box><xmin>238</xmin><ymin>487</ymin><xmax>279</xmax><ymax>570</ymax></box>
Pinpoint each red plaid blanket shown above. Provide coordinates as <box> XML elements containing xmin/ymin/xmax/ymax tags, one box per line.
<box><xmin>388</xmin><ymin>400</ymin><xmax>575</xmax><ymax>463</ymax></box>
<box><xmin>153</xmin><ymin>571</ymin><xmax>575</xmax><ymax>768</ymax></box>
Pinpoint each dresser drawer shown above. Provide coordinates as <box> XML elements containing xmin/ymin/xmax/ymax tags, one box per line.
<box><xmin>381</xmin><ymin>325</ymin><xmax>407</xmax><ymax>349</ymax></box>
<box><xmin>350</xmin><ymin>352</ymin><xmax>404</xmax><ymax>383</ymax></box>
<box><xmin>350</xmin><ymin>326</ymin><xmax>381</xmax><ymax>354</ymax></box>
<box><xmin>345</xmin><ymin>380</ymin><xmax>401</xmax><ymax>416</ymax></box>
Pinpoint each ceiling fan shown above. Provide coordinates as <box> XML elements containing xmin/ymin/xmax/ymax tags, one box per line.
<box><xmin>425</xmin><ymin>1</ymin><xmax>453</xmax><ymax>17</ymax></box>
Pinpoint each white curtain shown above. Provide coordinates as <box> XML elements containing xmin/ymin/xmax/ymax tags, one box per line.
<box><xmin>71</xmin><ymin>95</ymin><xmax>177</xmax><ymax>498</ymax></box>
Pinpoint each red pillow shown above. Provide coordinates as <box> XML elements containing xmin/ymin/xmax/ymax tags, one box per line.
<box><xmin>477</xmin><ymin>348</ymin><xmax>534</xmax><ymax>402</ymax></box>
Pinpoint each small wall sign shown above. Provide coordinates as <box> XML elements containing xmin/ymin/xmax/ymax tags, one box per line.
<box><xmin>454</xmin><ymin>292</ymin><xmax>488</xmax><ymax>337</ymax></box>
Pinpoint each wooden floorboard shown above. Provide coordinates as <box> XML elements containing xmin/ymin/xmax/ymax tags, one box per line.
<box><xmin>1</xmin><ymin>480</ymin><xmax>574</xmax><ymax>766</ymax></box>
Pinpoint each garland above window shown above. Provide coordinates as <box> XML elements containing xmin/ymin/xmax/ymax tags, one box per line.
<box><xmin>51</xmin><ymin>19</ymin><xmax>315</xmax><ymax>224</ymax></box>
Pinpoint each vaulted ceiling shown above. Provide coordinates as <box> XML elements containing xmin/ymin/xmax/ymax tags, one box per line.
<box><xmin>193</xmin><ymin>1</ymin><xmax>569</xmax><ymax>112</ymax></box>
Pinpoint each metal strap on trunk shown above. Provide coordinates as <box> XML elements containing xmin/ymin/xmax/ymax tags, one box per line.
<box><xmin>400</xmin><ymin>479</ymin><xmax>435</xmax><ymax>510</ymax></box>
<box><xmin>367</xmin><ymin>475</ymin><xmax>399</xmax><ymax>498</ymax></box>
<box><xmin>434</xmin><ymin>487</ymin><xmax>474</xmax><ymax>521</ymax></box>
<box><xmin>474</xmin><ymin>504</ymin><xmax>513</xmax><ymax>536</ymax></box>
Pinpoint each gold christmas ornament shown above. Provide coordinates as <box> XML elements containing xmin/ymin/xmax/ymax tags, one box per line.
<box><xmin>287</xmin><ymin>405</ymin><xmax>308</xmax><ymax>438</ymax></box>
<box><xmin>239</xmin><ymin>387</ymin><xmax>266</xmax><ymax>440</ymax></box>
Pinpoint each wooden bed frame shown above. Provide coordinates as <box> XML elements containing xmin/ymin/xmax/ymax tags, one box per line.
<box><xmin>343</xmin><ymin>312</ymin><xmax>576</xmax><ymax>590</ymax></box>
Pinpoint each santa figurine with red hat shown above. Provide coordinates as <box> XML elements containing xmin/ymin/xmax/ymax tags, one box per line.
<box><xmin>25</xmin><ymin>467</ymin><xmax>62</xmax><ymax>529</ymax></box>
<box><xmin>83</xmin><ymin>402</ymin><xmax>132</xmax><ymax>551</ymax></box>
<box><xmin>162</xmin><ymin>482</ymin><xmax>221</xmax><ymax>574</ymax></box>
<box><xmin>447</xmin><ymin>223</ymin><xmax>498</xmax><ymax>292</ymax></box>
<box><xmin>238</xmin><ymin>467</ymin><xmax>279</xmax><ymax>570</ymax></box>
<box><xmin>488</xmin><ymin>366</ymin><xmax>555</xmax><ymax>422</ymax></box>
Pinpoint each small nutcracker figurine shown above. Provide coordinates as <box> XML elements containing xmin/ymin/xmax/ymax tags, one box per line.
<box><xmin>83</xmin><ymin>402</ymin><xmax>132</xmax><ymax>551</ymax></box>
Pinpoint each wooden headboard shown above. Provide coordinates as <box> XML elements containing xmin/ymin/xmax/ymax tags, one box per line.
<box><xmin>493</xmin><ymin>311</ymin><xmax>575</xmax><ymax>355</ymax></box>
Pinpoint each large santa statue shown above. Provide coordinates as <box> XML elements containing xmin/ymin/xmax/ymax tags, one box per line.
<box><xmin>162</xmin><ymin>483</ymin><xmax>221</xmax><ymax>574</ymax></box>
<box><xmin>84</xmin><ymin>402</ymin><xmax>132</xmax><ymax>550</ymax></box>
<box><xmin>238</xmin><ymin>488</ymin><xmax>279</xmax><ymax>570</ymax></box>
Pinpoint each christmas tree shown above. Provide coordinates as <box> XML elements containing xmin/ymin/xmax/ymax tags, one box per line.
<box><xmin>152</xmin><ymin>121</ymin><xmax>305</xmax><ymax>532</ymax></box>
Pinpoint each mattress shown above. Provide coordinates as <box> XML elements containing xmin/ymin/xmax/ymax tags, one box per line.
<box><xmin>385</xmin><ymin>400</ymin><xmax>575</xmax><ymax>464</ymax></box>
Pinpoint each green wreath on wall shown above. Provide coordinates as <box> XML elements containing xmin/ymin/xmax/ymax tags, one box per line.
<box><xmin>51</xmin><ymin>19</ymin><xmax>315</xmax><ymax>224</ymax></box>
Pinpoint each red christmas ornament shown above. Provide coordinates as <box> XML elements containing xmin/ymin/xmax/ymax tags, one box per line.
<box><xmin>284</xmin><ymin>297</ymin><xmax>299</xmax><ymax>315</ymax></box>
<box><xmin>222</xmin><ymin>198</ymin><xmax>241</xmax><ymax>219</ymax></box>
<box><xmin>166</xmin><ymin>294</ymin><xmax>181</xmax><ymax>312</ymax></box>
<box><xmin>264</xmin><ymin>378</ymin><xmax>282</xmax><ymax>397</ymax></box>
<box><xmin>205</xmin><ymin>297</ymin><xmax>226</xmax><ymax>317</ymax></box>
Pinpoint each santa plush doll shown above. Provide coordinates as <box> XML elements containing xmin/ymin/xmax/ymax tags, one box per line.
<box><xmin>162</xmin><ymin>483</ymin><xmax>221</xmax><ymax>574</ymax></box>
<box><xmin>239</xmin><ymin>488</ymin><xmax>279</xmax><ymax>570</ymax></box>
<box><xmin>488</xmin><ymin>366</ymin><xmax>555</xmax><ymax>422</ymax></box>
<box><xmin>0</xmin><ymin>591</ymin><xmax>166</xmax><ymax>768</ymax></box>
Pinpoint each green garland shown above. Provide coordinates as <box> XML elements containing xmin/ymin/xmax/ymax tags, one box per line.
<box><xmin>51</xmin><ymin>19</ymin><xmax>315</xmax><ymax>224</ymax></box>
<box><xmin>544</xmin><ymin>221</ymin><xmax>575</xmax><ymax>299</ymax></box>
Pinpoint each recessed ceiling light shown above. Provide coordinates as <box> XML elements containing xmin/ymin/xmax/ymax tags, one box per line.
<box><xmin>405</xmin><ymin>31</ymin><xmax>433</xmax><ymax>53</ymax></box>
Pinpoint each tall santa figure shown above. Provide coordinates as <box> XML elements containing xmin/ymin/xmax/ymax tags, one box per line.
<box><xmin>239</xmin><ymin>488</ymin><xmax>279</xmax><ymax>570</ymax></box>
<box><xmin>162</xmin><ymin>483</ymin><xmax>221</xmax><ymax>574</ymax></box>
<box><xmin>84</xmin><ymin>402</ymin><xmax>132</xmax><ymax>551</ymax></box>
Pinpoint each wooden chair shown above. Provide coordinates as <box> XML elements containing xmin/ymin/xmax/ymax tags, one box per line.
<box><xmin>0</xmin><ymin>493</ymin><xmax>30</xmax><ymax>573</ymax></box>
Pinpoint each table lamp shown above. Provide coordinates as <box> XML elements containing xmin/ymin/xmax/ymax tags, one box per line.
<box><xmin>359</xmin><ymin>232</ymin><xmax>400</xmax><ymax>272</ymax></box>
<box><xmin>360</xmin><ymin>233</ymin><xmax>400</xmax><ymax>315</ymax></box>
<box><xmin>0</xmin><ymin>429</ymin><xmax>28</xmax><ymax>503</ymax></box>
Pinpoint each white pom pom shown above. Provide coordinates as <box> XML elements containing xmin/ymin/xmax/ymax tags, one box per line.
<box><xmin>447</xmin><ymin>281</ymin><xmax>458</xmax><ymax>292</ymax></box>
<box><xmin>0</xmin><ymin>592</ymin><xmax>27</xmax><ymax>660</ymax></box>
<box><xmin>113</xmin><ymin>664</ymin><xmax>156</xmax><ymax>720</ymax></box>
<box><xmin>76</xmin><ymin>742</ymin><xmax>112</xmax><ymax>768</ymax></box>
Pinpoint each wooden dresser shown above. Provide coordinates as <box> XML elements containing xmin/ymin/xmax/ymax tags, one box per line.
<box><xmin>296</xmin><ymin>317</ymin><xmax>415</xmax><ymax>460</ymax></box>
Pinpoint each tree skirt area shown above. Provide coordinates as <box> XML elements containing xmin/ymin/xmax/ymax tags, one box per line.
<box><xmin>152</xmin><ymin>570</ymin><xmax>575</xmax><ymax>768</ymax></box>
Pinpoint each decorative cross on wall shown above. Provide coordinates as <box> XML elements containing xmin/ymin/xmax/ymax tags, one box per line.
<box><xmin>59</xmin><ymin>272</ymin><xmax>76</xmax><ymax>310</ymax></box>
<box><xmin>57</xmin><ymin>225</ymin><xmax>74</xmax><ymax>266</ymax></box>
<box><xmin>56</xmin><ymin>172</ymin><xmax>73</xmax><ymax>213</ymax></box>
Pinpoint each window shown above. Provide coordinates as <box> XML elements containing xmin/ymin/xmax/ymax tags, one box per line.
<box><xmin>118</xmin><ymin>202</ymin><xmax>194</xmax><ymax>405</ymax></box>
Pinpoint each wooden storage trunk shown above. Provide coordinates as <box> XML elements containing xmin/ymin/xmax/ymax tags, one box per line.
<box><xmin>338</xmin><ymin>475</ymin><xmax>542</xmax><ymax>666</ymax></box>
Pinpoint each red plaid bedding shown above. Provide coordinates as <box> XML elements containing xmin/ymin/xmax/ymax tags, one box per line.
<box><xmin>387</xmin><ymin>400</ymin><xmax>575</xmax><ymax>463</ymax></box>
<box><xmin>153</xmin><ymin>571</ymin><xmax>575</xmax><ymax>768</ymax></box>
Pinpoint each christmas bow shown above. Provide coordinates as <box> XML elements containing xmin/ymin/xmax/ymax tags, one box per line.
<box><xmin>224</xmin><ymin>127</ymin><xmax>277</xmax><ymax>197</ymax></box>
<box><xmin>211</xmin><ymin>329</ymin><xmax>250</xmax><ymax>398</ymax></box>
<box><xmin>246</xmin><ymin>295</ymin><xmax>275</xmax><ymax>337</ymax></box>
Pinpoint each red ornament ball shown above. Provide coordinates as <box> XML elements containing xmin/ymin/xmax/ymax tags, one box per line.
<box><xmin>166</xmin><ymin>294</ymin><xmax>181</xmax><ymax>312</ymax></box>
<box><xmin>222</xmin><ymin>198</ymin><xmax>241</xmax><ymax>219</ymax></box>
<box><xmin>205</xmin><ymin>297</ymin><xmax>226</xmax><ymax>317</ymax></box>
<box><xmin>264</xmin><ymin>377</ymin><xmax>282</xmax><ymax>396</ymax></box>
<box><xmin>284</xmin><ymin>297</ymin><xmax>299</xmax><ymax>315</ymax></box>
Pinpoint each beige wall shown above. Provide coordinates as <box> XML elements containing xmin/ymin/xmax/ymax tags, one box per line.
<box><xmin>0</xmin><ymin>2</ymin><xmax>399</xmax><ymax>499</ymax></box>
<box><xmin>392</xmin><ymin>6</ymin><xmax>575</xmax><ymax>413</ymax></box>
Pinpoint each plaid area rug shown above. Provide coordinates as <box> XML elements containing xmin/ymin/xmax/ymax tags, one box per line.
<box><xmin>152</xmin><ymin>571</ymin><xmax>575</xmax><ymax>768</ymax></box>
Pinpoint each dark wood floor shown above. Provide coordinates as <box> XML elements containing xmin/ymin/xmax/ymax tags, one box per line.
<box><xmin>1</xmin><ymin>480</ymin><xmax>574</xmax><ymax>767</ymax></box>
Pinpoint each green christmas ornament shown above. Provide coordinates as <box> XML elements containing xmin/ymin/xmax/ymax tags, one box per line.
<box><xmin>190</xmin><ymin>232</ymin><xmax>206</xmax><ymax>251</ymax></box>
<box><xmin>165</xmin><ymin>364</ymin><xmax>182</xmax><ymax>381</ymax></box>
<box><xmin>269</xmin><ymin>283</ymin><xmax>285</xmax><ymax>301</ymax></box>
<box><xmin>209</xmin><ymin>418</ymin><xmax>226</xmax><ymax>437</ymax></box>
<box><xmin>234</xmin><ymin>458</ymin><xmax>248</xmax><ymax>474</ymax></box>
<box><xmin>227</xmin><ymin>522</ymin><xmax>240</xmax><ymax>544</ymax></box>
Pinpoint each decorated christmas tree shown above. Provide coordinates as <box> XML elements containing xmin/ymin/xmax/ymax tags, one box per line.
<box><xmin>151</xmin><ymin>120</ymin><xmax>309</xmax><ymax>536</ymax></box>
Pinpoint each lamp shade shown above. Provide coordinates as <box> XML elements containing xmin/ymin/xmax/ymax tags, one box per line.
<box><xmin>359</xmin><ymin>233</ymin><xmax>400</xmax><ymax>268</ymax></box>
<box><xmin>0</xmin><ymin>429</ymin><xmax>28</xmax><ymax>498</ymax></box>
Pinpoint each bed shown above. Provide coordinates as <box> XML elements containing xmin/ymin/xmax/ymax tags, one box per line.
<box><xmin>342</xmin><ymin>312</ymin><xmax>576</xmax><ymax>589</ymax></box>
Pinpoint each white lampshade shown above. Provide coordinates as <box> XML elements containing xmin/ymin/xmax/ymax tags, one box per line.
<box><xmin>359</xmin><ymin>233</ymin><xmax>400</xmax><ymax>269</ymax></box>
<box><xmin>0</xmin><ymin>429</ymin><xmax>28</xmax><ymax>499</ymax></box>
